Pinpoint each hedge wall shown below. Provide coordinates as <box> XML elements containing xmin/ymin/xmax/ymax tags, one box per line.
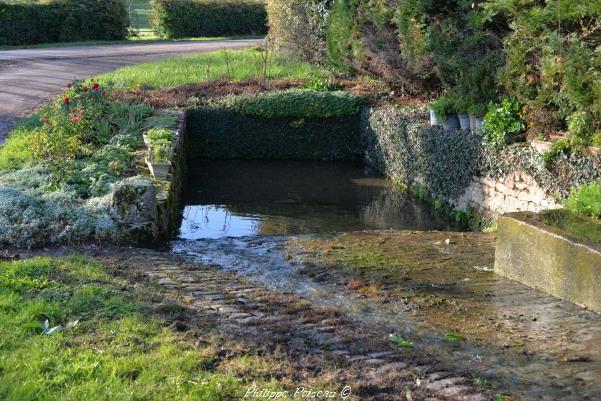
<box><xmin>0</xmin><ymin>0</ymin><xmax>129</xmax><ymax>46</ymax></box>
<box><xmin>150</xmin><ymin>0</ymin><xmax>267</xmax><ymax>39</ymax></box>
<box><xmin>362</xmin><ymin>105</ymin><xmax>601</xmax><ymax>200</ymax></box>
<box><xmin>186</xmin><ymin>89</ymin><xmax>363</xmax><ymax>160</ymax></box>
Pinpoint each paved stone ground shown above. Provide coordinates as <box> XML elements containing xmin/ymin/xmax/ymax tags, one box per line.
<box><xmin>0</xmin><ymin>39</ymin><xmax>260</xmax><ymax>142</ymax></box>
<box><xmin>99</xmin><ymin>247</ymin><xmax>495</xmax><ymax>401</ymax></box>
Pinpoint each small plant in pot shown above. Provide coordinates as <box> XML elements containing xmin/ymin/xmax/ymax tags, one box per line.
<box><xmin>429</xmin><ymin>108</ymin><xmax>442</xmax><ymax>126</ymax></box>
<box><xmin>147</xmin><ymin>142</ymin><xmax>172</xmax><ymax>180</ymax></box>
<box><xmin>452</xmin><ymin>94</ymin><xmax>471</xmax><ymax>130</ymax></box>
<box><xmin>431</xmin><ymin>97</ymin><xmax>459</xmax><ymax>132</ymax></box>
<box><xmin>145</xmin><ymin>128</ymin><xmax>174</xmax><ymax>180</ymax></box>
<box><xmin>468</xmin><ymin>102</ymin><xmax>485</xmax><ymax>132</ymax></box>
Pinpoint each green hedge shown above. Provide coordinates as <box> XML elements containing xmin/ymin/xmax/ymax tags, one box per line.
<box><xmin>211</xmin><ymin>89</ymin><xmax>363</xmax><ymax>118</ymax></box>
<box><xmin>151</xmin><ymin>0</ymin><xmax>267</xmax><ymax>38</ymax></box>
<box><xmin>0</xmin><ymin>0</ymin><xmax>129</xmax><ymax>46</ymax></box>
<box><xmin>187</xmin><ymin>109</ymin><xmax>362</xmax><ymax>160</ymax></box>
<box><xmin>187</xmin><ymin>90</ymin><xmax>363</xmax><ymax>160</ymax></box>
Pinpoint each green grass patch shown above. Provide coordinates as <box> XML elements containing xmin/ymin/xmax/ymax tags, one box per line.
<box><xmin>97</xmin><ymin>48</ymin><xmax>330</xmax><ymax>89</ymax></box>
<box><xmin>0</xmin><ymin>255</ymin><xmax>282</xmax><ymax>400</ymax></box>
<box><xmin>0</xmin><ymin>116</ymin><xmax>41</xmax><ymax>171</ymax></box>
<box><xmin>564</xmin><ymin>182</ymin><xmax>601</xmax><ymax>219</ymax></box>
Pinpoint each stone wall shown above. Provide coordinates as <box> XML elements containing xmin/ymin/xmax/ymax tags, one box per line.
<box><xmin>361</xmin><ymin>104</ymin><xmax>600</xmax><ymax>220</ymax></box>
<box><xmin>495</xmin><ymin>212</ymin><xmax>601</xmax><ymax>313</ymax></box>
<box><xmin>454</xmin><ymin>171</ymin><xmax>561</xmax><ymax>216</ymax></box>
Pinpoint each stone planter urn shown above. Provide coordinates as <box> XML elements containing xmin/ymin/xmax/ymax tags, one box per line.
<box><xmin>458</xmin><ymin>114</ymin><xmax>470</xmax><ymax>130</ymax></box>
<box><xmin>429</xmin><ymin>109</ymin><xmax>442</xmax><ymax>126</ymax></box>
<box><xmin>145</xmin><ymin>158</ymin><xmax>171</xmax><ymax>180</ymax></box>
<box><xmin>441</xmin><ymin>115</ymin><xmax>460</xmax><ymax>132</ymax></box>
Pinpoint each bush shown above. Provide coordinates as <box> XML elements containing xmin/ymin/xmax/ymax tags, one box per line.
<box><xmin>60</xmin><ymin>0</ymin><xmax>129</xmax><ymax>42</ymax></box>
<box><xmin>486</xmin><ymin>0</ymin><xmax>601</xmax><ymax>129</ymax></box>
<box><xmin>0</xmin><ymin>0</ymin><xmax>129</xmax><ymax>46</ymax></box>
<box><xmin>0</xmin><ymin>80</ymin><xmax>159</xmax><ymax>246</ymax></box>
<box><xmin>187</xmin><ymin>90</ymin><xmax>363</xmax><ymax>160</ymax></box>
<box><xmin>565</xmin><ymin>183</ymin><xmax>601</xmax><ymax>219</ymax></box>
<box><xmin>267</xmin><ymin>0</ymin><xmax>331</xmax><ymax>63</ymax></box>
<box><xmin>146</xmin><ymin>128</ymin><xmax>174</xmax><ymax>162</ymax></box>
<box><xmin>210</xmin><ymin>89</ymin><xmax>363</xmax><ymax>118</ymax></box>
<box><xmin>326</xmin><ymin>0</ymin><xmax>438</xmax><ymax>94</ymax></box>
<box><xmin>482</xmin><ymin>98</ymin><xmax>523</xmax><ymax>146</ymax></box>
<box><xmin>430</xmin><ymin>97</ymin><xmax>456</xmax><ymax>120</ymax></box>
<box><xmin>151</xmin><ymin>0</ymin><xmax>267</xmax><ymax>39</ymax></box>
<box><xmin>325</xmin><ymin>0</ymin><xmax>355</xmax><ymax>71</ymax></box>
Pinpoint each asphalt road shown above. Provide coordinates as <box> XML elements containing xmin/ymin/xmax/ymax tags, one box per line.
<box><xmin>0</xmin><ymin>39</ymin><xmax>261</xmax><ymax>142</ymax></box>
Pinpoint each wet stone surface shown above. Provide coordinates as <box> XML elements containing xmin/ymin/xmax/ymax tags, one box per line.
<box><xmin>171</xmin><ymin>230</ymin><xmax>601</xmax><ymax>401</ymax></box>
<box><xmin>166</xmin><ymin>159</ymin><xmax>601</xmax><ymax>400</ymax></box>
<box><xmin>104</xmin><ymin>248</ymin><xmax>495</xmax><ymax>401</ymax></box>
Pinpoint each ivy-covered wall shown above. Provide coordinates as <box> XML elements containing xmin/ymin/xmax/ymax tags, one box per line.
<box><xmin>186</xmin><ymin>89</ymin><xmax>364</xmax><ymax>161</ymax></box>
<box><xmin>362</xmin><ymin>104</ymin><xmax>601</xmax><ymax>214</ymax></box>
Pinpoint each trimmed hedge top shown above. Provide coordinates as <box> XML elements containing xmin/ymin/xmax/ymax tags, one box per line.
<box><xmin>151</xmin><ymin>0</ymin><xmax>267</xmax><ymax>38</ymax></box>
<box><xmin>204</xmin><ymin>89</ymin><xmax>364</xmax><ymax>119</ymax></box>
<box><xmin>0</xmin><ymin>0</ymin><xmax>129</xmax><ymax>46</ymax></box>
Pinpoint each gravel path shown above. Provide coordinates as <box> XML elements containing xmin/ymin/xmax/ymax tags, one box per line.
<box><xmin>0</xmin><ymin>39</ymin><xmax>261</xmax><ymax>142</ymax></box>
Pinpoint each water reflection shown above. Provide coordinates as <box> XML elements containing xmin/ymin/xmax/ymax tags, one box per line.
<box><xmin>179</xmin><ymin>160</ymin><xmax>463</xmax><ymax>239</ymax></box>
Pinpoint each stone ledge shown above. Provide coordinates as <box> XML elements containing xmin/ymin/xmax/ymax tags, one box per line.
<box><xmin>494</xmin><ymin>212</ymin><xmax>601</xmax><ymax>313</ymax></box>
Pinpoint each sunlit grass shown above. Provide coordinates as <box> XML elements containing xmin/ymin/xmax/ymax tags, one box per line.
<box><xmin>97</xmin><ymin>48</ymin><xmax>331</xmax><ymax>89</ymax></box>
<box><xmin>0</xmin><ymin>255</ymin><xmax>288</xmax><ymax>401</ymax></box>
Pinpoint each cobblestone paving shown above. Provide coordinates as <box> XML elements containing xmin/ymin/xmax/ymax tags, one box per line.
<box><xmin>104</xmin><ymin>248</ymin><xmax>496</xmax><ymax>401</ymax></box>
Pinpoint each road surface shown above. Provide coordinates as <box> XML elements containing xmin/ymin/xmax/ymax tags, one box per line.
<box><xmin>0</xmin><ymin>39</ymin><xmax>261</xmax><ymax>142</ymax></box>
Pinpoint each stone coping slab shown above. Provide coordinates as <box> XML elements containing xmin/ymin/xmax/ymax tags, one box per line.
<box><xmin>495</xmin><ymin>211</ymin><xmax>601</xmax><ymax>313</ymax></box>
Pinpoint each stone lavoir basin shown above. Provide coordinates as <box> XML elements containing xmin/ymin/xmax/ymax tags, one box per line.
<box><xmin>171</xmin><ymin>159</ymin><xmax>601</xmax><ymax>401</ymax></box>
<box><xmin>495</xmin><ymin>210</ymin><xmax>601</xmax><ymax>312</ymax></box>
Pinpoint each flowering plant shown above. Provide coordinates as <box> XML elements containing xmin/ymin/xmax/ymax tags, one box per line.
<box><xmin>31</xmin><ymin>80</ymin><xmax>112</xmax><ymax>165</ymax></box>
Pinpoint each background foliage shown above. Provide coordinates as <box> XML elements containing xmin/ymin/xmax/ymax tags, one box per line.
<box><xmin>268</xmin><ymin>0</ymin><xmax>601</xmax><ymax>128</ymax></box>
<box><xmin>210</xmin><ymin>89</ymin><xmax>363</xmax><ymax>118</ymax></box>
<box><xmin>0</xmin><ymin>0</ymin><xmax>129</xmax><ymax>46</ymax></box>
<box><xmin>266</xmin><ymin>0</ymin><xmax>331</xmax><ymax>63</ymax></box>
<box><xmin>150</xmin><ymin>0</ymin><xmax>267</xmax><ymax>38</ymax></box>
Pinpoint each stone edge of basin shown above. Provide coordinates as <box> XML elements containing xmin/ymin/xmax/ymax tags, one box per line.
<box><xmin>494</xmin><ymin>211</ymin><xmax>601</xmax><ymax>314</ymax></box>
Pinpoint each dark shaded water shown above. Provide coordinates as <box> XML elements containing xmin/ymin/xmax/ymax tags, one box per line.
<box><xmin>179</xmin><ymin>160</ymin><xmax>463</xmax><ymax>239</ymax></box>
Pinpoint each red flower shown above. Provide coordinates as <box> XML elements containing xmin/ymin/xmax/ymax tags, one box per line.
<box><xmin>83</xmin><ymin>86</ymin><xmax>89</xmax><ymax>92</ymax></box>
<box><xmin>67</xmin><ymin>83</ymin><xmax>72</xmax><ymax>88</ymax></box>
<box><xmin>41</xmin><ymin>118</ymin><xmax>49</xmax><ymax>125</ymax></box>
<box><xmin>92</xmin><ymin>83</ymin><xmax>100</xmax><ymax>90</ymax></box>
<box><xmin>63</xmin><ymin>97</ymin><xmax>70</xmax><ymax>104</ymax></box>
<box><xmin>71</xmin><ymin>115</ymin><xmax>79</xmax><ymax>123</ymax></box>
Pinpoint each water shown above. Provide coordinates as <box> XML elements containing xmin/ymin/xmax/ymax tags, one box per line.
<box><xmin>179</xmin><ymin>160</ymin><xmax>463</xmax><ymax>239</ymax></box>
<box><xmin>173</xmin><ymin>160</ymin><xmax>601</xmax><ymax>401</ymax></box>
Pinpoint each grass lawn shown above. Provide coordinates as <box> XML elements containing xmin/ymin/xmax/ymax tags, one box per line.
<box><xmin>97</xmin><ymin>48</ymin><xmax>331</xmax><ymax>89</ymax></box>
<box><xmin>0</xmin><ymin>255</ymin><xmax>290</xmax><ymax>401</ymax></box>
